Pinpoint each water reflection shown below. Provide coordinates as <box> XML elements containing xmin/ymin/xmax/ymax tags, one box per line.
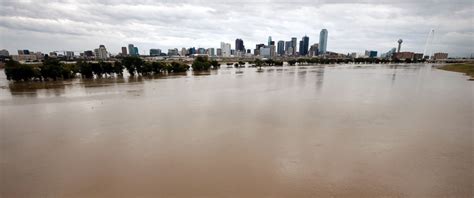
<box><xmin>315</xmin><ymin>67</ymin><xmax>325</xmax><ymax>92</ymax></box>
<box><xmin>1</xmin><ymin>64</ymin><xmax>472</xmax><ymax>197</ymax></box>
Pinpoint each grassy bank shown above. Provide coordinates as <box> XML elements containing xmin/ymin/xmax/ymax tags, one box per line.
<box><xmin>438</xmin><ymin>62</ymin><xmax>474</xmax><ymax>80</ymax></box>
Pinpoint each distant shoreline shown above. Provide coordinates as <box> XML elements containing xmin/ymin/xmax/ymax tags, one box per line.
<box><xmin>438</xmin><ymin>62</ymin><xmax>474</xmax><ymax>80</ymax></box>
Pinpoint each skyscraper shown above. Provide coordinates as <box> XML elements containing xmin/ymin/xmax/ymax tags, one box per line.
<box><xmin>299</xmin><ymin>40</ymin><xmax>304</xmax><ymax>55</ymax></box>
<box><xmin>197</xmin><ymin>48</ymin><xmax>206</xmax><ymax>54</ymax></box>
<box><xmin>300</xmin><ymin>35</ymin><xmax>309</xmax><ymax>56</ymax></box>
<box><xmin>220</xmin><ymin>42</ymin><xmax>231</xmax><ymax>57</ymax></box>
<box><xmin>150</xmin><ymin>49</ymin><xmax>161</xmax><ymax>56</ymax></box>
<box><xmin>94</xmin><ymin>45</ymin><xmax>108</xmax><ymax>60</ymax></box>
<box><xmin>181</xmin><ymin>48</ymin><xmax>187</xmax><ymax>56</ymax></box>
<box><xmin>285</xmin><ymin>41</ymin><xmax>292</xmax><ymax>54</ymax></box>
<box><xmin>134</xmin><ymin>47</ymin><xmax>139</xmax><ymax>56</ymax></box>
<box><xmin>277</xmin><ymin>40</ymin><xmax>285</xmax><ymax>56</ymax></box>
<box><xmin>128</xmin><ymin>44</ymin><xmax>135</xmax><ymax>56</ymax></box>
<box><xmin>268</xmin><ymin>36</ymin><xmax>272</xmax><ymax>46</ymax></box>
<box><xmin>0</xmin><ymin>49</ymin><xmax>9</xmax><ymax>57</ymax></box>
<box><xmin>319</xmin><ymin>29</ymin><xmax>328</xmax><ymax>54</ymax></box>
<box><xmin>235</xmin><ymin>39</ymin><xmax>245</xmax><ymax>52</ymax></box>
<box><xmin>121</xmin><ymin>47</ymin><xmax>128</xmax><ymax>56</ymax></box>
<box><xmin>255</xmin><ymin>44</ymin><xmax>265</xmax><ymax>56</ymax></box>
<box><xmin>291</xmin><ymin>37</ymin><xmax>297</xmax><ymax>55</ymax></box>
<box><xmin>309</xmin><ymin>43</ymin><xmax>319</xmax><ymax>56</ymax></box>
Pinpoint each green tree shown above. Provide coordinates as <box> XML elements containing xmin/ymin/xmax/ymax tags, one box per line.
<box><xmin>90</xmin><ymin>62</ymin><xmax>103</xmax><ymax>77</ymax></box>
<box><xmin>113</xmin><ymin>61</ymin><xmax>124</xmax><ymax>75</ymax></box>
<box><xmin>152</xmin><ymin>62</ymin><xmax>166</xmax><ymax>73</ymax></box>
<box><xmin>122</xmin><ymin>56</ymin><xmax>144</xmax><ymax>76</ymax></box>
<box><xmin>210</xmin><ymin>60</ymin><xmax>220</xmax><ymax>69</ymax></box>
<box><xmin>170</xmin><ymin>62</ymin><xmax>189</xmax><ymax>72</ymax></box>
<box><xmin>4</xmin><ymin>60</ymin><xmax>38</xmax><ymax>81</ymax></box>
<box><xmin>78</xmin><ymin>60</ymin><xmax>93</xmax><ymax>78</ymax></box>
<box><xmin>40</xmin><ymin>58</ymin><xmax>63</xmax><ymax>80</ymax></box>
<box><xmin>141</xmin><ymin>62</ymin><xmax>153</xmax><ymax>75</ymax></box>
<box><xmin>192</xmin><ymin>56</ymin><xmax>211</xmax><ymax>71</ymax></box>
<box><xmin>101</xmin><ymin>62</ymin><xmax>114</xmax><ymax>76</ymax></box>
<box><xmin>288</xmin><ymin>59</ymin><xmax>297</xmax><ymax>66</ymax></box>
<box><xmin>255</xmin><ymin>59</ymin><xmax>263</xmax><ymax>69</ymax></box>
<box><xmin>61</xmin><ymin>63</ymin><xmax>78</xmax><ymax>79</ymax></box>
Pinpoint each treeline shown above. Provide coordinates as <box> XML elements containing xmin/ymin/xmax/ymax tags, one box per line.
<box><xmin>4</xmin><ymin>58</ymin><xmax>81</xmax><ymax>81</ymax></box>
<box><xmin>249</xmin><ymin>59</ymin><xmax>284</xmax><ymax>67</ymax></box>
<box><xmin>4</xmin><ymin>56</ymin><xmax>427</xmax><ymax>81</ymax></box>
<box><xmin>4</xmin><ymin>56</ymin><xmax>220</xmax><ymax>81</ymax></box>
<box><xmin>284</xmin><ymin>57</ymin><xmax>426</xmax><ymax>66</ymax></box>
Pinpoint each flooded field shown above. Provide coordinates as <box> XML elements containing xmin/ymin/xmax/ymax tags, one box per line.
<box><xmin>0</xmin><ymin>64</ymin><xmax>472</xmax><ymax>197</ymax></box>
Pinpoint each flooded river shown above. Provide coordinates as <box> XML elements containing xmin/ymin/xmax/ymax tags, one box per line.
<box><xmin>0</xmin><ymin>64</ymin><xmax>472</xmax><ymax>197</ymax></box>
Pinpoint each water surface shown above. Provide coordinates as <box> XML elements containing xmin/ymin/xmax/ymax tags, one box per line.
<box><xmin>1</xmin><ymin>64</ymin><xmax>472</xmax><ymax>197</ymax></box>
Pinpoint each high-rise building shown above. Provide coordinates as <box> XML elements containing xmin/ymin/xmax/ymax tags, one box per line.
<box><xmin>291</xmin><ymin>37</ymin><xmax>297</xmax><ymax>55</ymax></box>
<box><xmin>134</xmin><ymin>47</ymin><xmax>139</xmax><ymax>56</ymax></box>
<box><xmin>188</xmin><ymin>47</ymin><xmax>196</xmax><ymax>55</ymax></box>
<box><xmin>300</xmin><ymin>35</ymin><xmax>309</xmax><ymax>56</ymax></box>
<box><xmin>247</xmin><ymin>49</ymin><xmax>251</xmax><ymax>54</ymax></box>
<box><xmin>17</xmin><ymin>49</ymin><xmax>30</xmax><ymax>55</ymax></box>
<box><xmin>381</xmin><ymin>48</ymin><xmax>396</xmax><ymax>59</ymax></box>
<box><xmin>277</xmin><ymin>40</ymin><xmax>285</xmax><ymax>56</ymax></box>
<box><xmin>121</xmin><ymin>47</ymin><xmax>128</xmax><ymax>56</ymax></box>
<box><xmin>254</xmin><ymin>44</ymin><xmax>265</xmax><ymax>56</ymax></box>
<box><xmin>83</xmin><ymin>50</ymin><xmax>94</xmax><ymax>58</ymax></box>
<box><xmin>65</xmin><ymin>51</ymin><xmax>74</xmax><ymax>60</ymax></box>
<box><xmin>260</xmin><ymin>47</ymin><xmax>271</xmax><ymax>58</ymax></box>
<box><xmin>168</xmin><ymin>48</ymin><xmax>179</xmax><ymax>56</ymax></box>
<box><xmin>309</xmin><ymin>43</ymin><xmax>319</xmax><ymax>56</ymax></box>
<box><xmin>0</xmin><ymin>49</ymin><xmax>10</xmax><ymax>57</ymax></box>
<box><xmin>268</xmin><ymin>36</ymin><xmax>272</xmax><ymax>46</ymax></box>
<box><xmin>319</xmin><ymin>29</ymin><xmax>328</xmax><ymax>54</ymax></box>
<box><xmin>207</xmin><ymin>48</ymin><xmax>215</xmax><ymax>56</ymax></box>
<box><xmin>94</xmin><ymin>45</ymin><xmax>108</xmax><ymax>60</ymax></box>
<box><xmin>235</xmin><ymin>39</ymin><xmax>245</xmax><ymax>52</ymax></box>
<box><xmin>287</xmin><ymin>47</ymin><xmax>294</xmax><ymax>56</ymax></box>
<box><xmin>216</xmin><ymin>48</ymin><xmax>222</xmax><ymax>56</ymax></box>
<box><xmin>299</xmin><ymin>40</ymin><xmax>304</xmax><ymax>56</ymax></box>
<box><xmin>150</xmin><ymin>49</ymin><xmax>161</xmax><ymax>56</ymax></box>
<box><xmin>128</xmin><ymin>44</ymin><xmax>136</xmax><ymax>56</ymax></box>
<box><xmin>284</xmin><ymin>41</ymin><xmax>292</xmax><ymax>55</ymax></box>
<box><xmin>181</xmin><ymin>48</ymin><xmax>187</xmax><ymax>56</ymax></box>
<box><xmin>220</xmin><ymin>42</ymin><xmax>231</xmax><ymax>57</ymax></box>
<box><xmin>197</xmin><ymin>48</ymin><xmax>206</xmax><ymax>54</ymax></box>
<box><xmin>364</xmin><ymin>50</ymin><xmax>378</xmax><ymax>58</ymax></box>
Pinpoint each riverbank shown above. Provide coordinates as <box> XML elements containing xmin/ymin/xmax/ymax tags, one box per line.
<box><xmin>438</xmin><ymin>62</ymin><xmax>474</xmax><ymax>80</ymax></box>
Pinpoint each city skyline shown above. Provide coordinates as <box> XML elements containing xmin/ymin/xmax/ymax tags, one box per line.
<box><xmin>0</xmin><ymin>0</ymin><xmax>473</xmax><ymax>57</ymax></box>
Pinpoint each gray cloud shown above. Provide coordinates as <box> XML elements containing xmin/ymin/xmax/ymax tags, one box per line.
<box><xmin>0</xmin><ymin>0</ymin><xmax>472</xmax><ymax>57</ymax></box>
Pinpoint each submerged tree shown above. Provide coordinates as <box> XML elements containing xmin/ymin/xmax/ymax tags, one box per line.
<box><xmin>210</xmin><ymin>60</ymin><xmax>220</xmax><ymax>69</ymax></box>
<box><xmin>4</xmin><ymin>60</ymin><xmax>39</xmax><ymax>81</ymax></box>
<box><xmin>192</xmin><ymin>56</ymin><xmax>212</xmax><ymax>71</ymax></box>
<box><xmin>122</xmin><ymin>56</ymin><xmax>144</xmax><ymax>76</ymax></box>
<box><xmin>40</xmin><ymin>58</ymin><xmax>64</xmax><ymax>80</ymax></box>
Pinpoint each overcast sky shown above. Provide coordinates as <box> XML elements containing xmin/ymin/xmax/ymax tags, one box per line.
<box><xmin>0</xmin><ymin>0</ymin><xmax>473</xmax><ymax>57</ymax></box>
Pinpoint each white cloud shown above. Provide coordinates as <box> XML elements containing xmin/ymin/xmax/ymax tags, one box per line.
<box><xmin>0</xmin><ymin>0</ymin><xmax>472</xmax><ymax>57</ymax></box>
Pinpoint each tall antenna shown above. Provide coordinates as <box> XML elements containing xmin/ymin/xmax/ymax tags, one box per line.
<box><xmin>423</xmin><ymin>29</ymin><xmax>435</xmax><ymax>58</ymax></box>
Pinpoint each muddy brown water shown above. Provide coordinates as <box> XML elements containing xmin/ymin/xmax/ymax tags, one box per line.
<box><xmin>0</xmin><ymin>64</ymin><xmax>472</xmax><ymax>197</ymax></box>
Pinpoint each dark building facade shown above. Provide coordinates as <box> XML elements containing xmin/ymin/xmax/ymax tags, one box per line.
<box><xmin>235</xmin><ymin>39</ymin><xmax>245</xmax><ymax>52</ymax></box>
<box><xmin>277</xmin><ymin>40</ymin><xmax>285</xmax><ymax>55</ymax></box>
<box><xmin>300</xmin><ymin>35</ymin><xmax>309</xmax><ymax>56</ymax></box>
